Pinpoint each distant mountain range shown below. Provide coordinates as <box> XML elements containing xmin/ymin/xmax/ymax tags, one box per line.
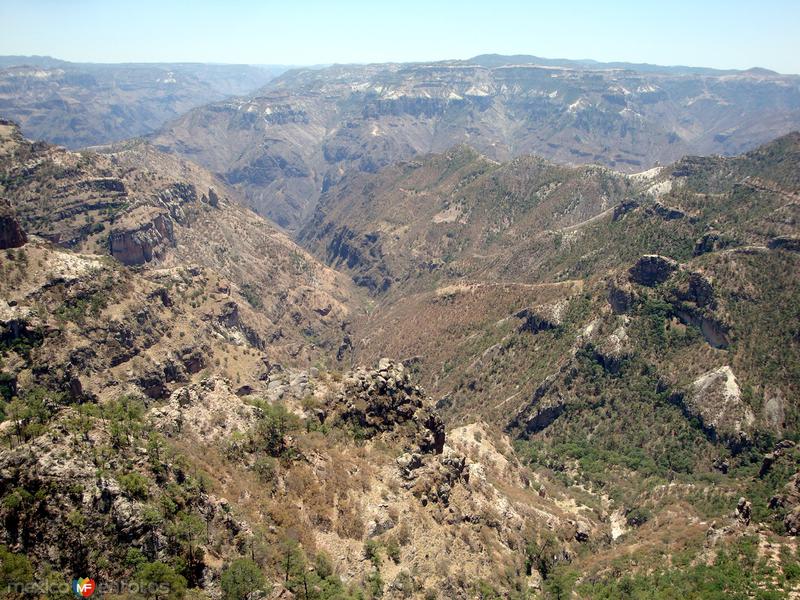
<box><xmin>463</xmin><ymin>53</ymin><xmax>786</xmax><ymax>75</ymax></box>
<box><xmin>0</xmin><ymin>56</ymin><xmax>288</xmax><ymax>148</ymax></box>
<box><xmin>150</xmin><ymin>56</ymin><xmax>800</xmax><ymax>228</ymax></box>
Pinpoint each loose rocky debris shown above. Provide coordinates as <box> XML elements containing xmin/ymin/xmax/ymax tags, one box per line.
<box><xmin>397</xmin><ymin>448</ymin><xmax>469</xmax><ymax>507</ymax></box>
<box><xmin>150</xmin><ymin>377</ymin><xmax>260</xmax><ymax>442</ymax></box>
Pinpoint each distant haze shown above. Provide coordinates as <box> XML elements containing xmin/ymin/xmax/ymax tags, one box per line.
<box><xmin>0</xmin><ymin>0</ymin><xmax>799</xmax><ymax>74</ymax></box>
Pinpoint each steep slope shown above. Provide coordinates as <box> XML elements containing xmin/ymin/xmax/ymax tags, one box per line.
<box><xmin>0</xmin><ymin>59</ymin><xmax>282</xmax><ymax>148</ymax></box>
<box><xmin>0</xmin><ymin>124</ymin><xmax>610</xmax><ymax>596</ymax></box>
<box><xmin>151</xmin><ymin>58</ymin><xmax>800</xmax><ymax>228</ymax></box>
<box><xmin>296</xmin><ymin>133</ymin><xmax>800</xmax><ymax>595</ymax></box>
<box><xmin>299</xmin><ymin>145</ymin><xmax>634</xmax><ymax>293</ymax></box>
<box><xmin>0</xmin><ymin>119</ymin><xmax>356</xmax><ymax>396</ymax></box>
<box><xmin>331</xmin><ymin>133</ymin><xmax>800</xmax><ymax>429</ymax></box>
<box><xmin>2</xmin><ymin>118</ymin><xmax>800</xmax><ymax>597</ymax></box>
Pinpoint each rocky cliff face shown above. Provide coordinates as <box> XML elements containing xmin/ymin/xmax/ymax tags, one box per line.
<box><xmin>0</xmin><ymin>122</ymin><xmax>357</xmax><ymax>403</ymax></box>
<box><xmin>628</xmin><ymin>255</ymin><xmax>679</xmax><ymax>287</ymax></box>
<box><xmin>109</xmin><ymin>212</ymin><xmax>175</xmax><ymax>265</ymax></box>
<box><xmin>684</xmin><ymin>366</ymin><xmax>756</xmax><ymax>448</ymax></box>
<box><xmin>2</xmin><ymin>99</ymin><xmax>800</xmax><ymax>596</ymax></box>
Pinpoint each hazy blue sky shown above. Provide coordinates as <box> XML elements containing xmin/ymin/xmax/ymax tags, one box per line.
<box><xmin>1</xmin><ymin>0</ymin><xmax>799</xmax><ymax>73</ymax></box>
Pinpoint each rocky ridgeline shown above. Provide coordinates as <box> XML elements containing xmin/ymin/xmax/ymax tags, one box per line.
<box><xmin>332</xmin><ymin>359</ymin><xmax>469</xmax><ymax>506</ymax></box>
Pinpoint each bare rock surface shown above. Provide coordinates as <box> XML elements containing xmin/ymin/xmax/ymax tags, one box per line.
<box><xmin>684</xmin><ymin>366</ymin><xmax>755</xmax><ymax>447</ymax></box>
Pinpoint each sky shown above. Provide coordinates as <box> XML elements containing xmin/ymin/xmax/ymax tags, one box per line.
<box><xmin>1</xmin><ymin>0</ymin><xmax>799</xmax><ymax>74</ymax></box>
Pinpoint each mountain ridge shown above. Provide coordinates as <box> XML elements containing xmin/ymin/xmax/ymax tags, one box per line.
<box><xmin>2</xmin><ymin>49</ymin><xmax>800</xmax><ymax>598</ymax></box>
<box><xmin>0</xmin><ymin>59</ymin><xmax>286</xmax><ymax>149</ymax></box>
<box><xmin>151</xmin><ymin>58</ymin><xmax>800</xmax><ymax>229</ymax></box>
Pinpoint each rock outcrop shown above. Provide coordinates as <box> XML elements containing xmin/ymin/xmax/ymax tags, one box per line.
<box><xmin>151</xmin><ymin>378</ymin><xmax>260</xmax><ymax>442</ymax></box>
<box><xmin>673</xmin><ymin>272</ymin><xmax>716</xmax><ymax>309</ymax></box>
<box><xmin>628</xmin><ymin>255</ymin><xmax>679</xmax><ymax>287</ymax></box>
<box><xmin>333</xmin><ymin>358</ymin><xmax>445</xmax><ymax>454</ymax></box>
<box><xmin>665</xmin><ymin>270</ymin><xmax>730</xmax><ymax>348</ymax></box>
<box><xmin>759</xmin><ymin>440</ymin><xmax>796</xmax><ymax>477</ymax></box>
<box><xmin>694</xmin><ymin>230</ymin><xmax>736</xmax><ymax>256</ymax></box>
<box><xmin>0</xmin><ymin>200</ymin><xmax>27</xmax><ymax>249</ymax></box>
<box><xmin>649</xmin><ymin>201</ymin><xmax>687</xmax><ymax>221</ymax></box>
<box><xmin>671</xmin><ymin>306</ymin><xmax>730</xmax><ymax>349</ymax></box>
<box><xmin>109</xmin><ymin>212</ymin><xmax>175</xmax><ymax>266</ymax></box>
<box><xmin>769</xmin><ymin>469</ymin><xmax>800</xmax><ymax>535</ymax></box>
<box><xmin>516</xmin><ymin>304</ymin><xmax>563</xmax><ymax>334</ymax></box>
<box><xmin>736</xmin><ymin>497</ymin><xmax>752</xmax><ymax>526</ymax></box>
<box><xmin>328</xmin><ymin>359</ymin><xmax>473</xmax><ymax>507</ymax></box>
<box><xmin>323</xmin><ymin>226</ymin><xmax>392</xmax><ymax>293</ymax></box>
<box><xmin>768</xmin><ymin>236</ymin><xmax>800</xmax><ymax>252</ymax></box>
<box><xmin>682</xmin><ymin>366</ymin><xmax>755</xmax><ymax>448</ymax></box>
<box><xmin>612</xmin><ymin>198</ymin><xmax>639</xmax><ymax>222</ymax></box>
<box><xmin>607</xmin><ymin>277</ymin><xmax>636</xmax><ymax>314</ymax></box>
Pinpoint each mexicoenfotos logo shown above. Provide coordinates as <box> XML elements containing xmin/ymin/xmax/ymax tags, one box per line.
<box><xmin>71</xmin><ymin>578</ymin><xmax>96</xmax><ymax>598</ymax></box>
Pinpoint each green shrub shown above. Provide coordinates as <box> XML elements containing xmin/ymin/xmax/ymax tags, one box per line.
<box><xmin>0</xmin><ymin>545</ymin><xmax>34</xmax><ymax>591</ymax></box>
<box><xmin>251</xmin><ymin>402</ymin><xmax>301</xmax><ymax>458</ymax></box>
<box><xmin>119</xmin><ymin>472</ymin><xmax>150</xmax><ymax>499</ymax></box>
<box><xmin>364</xmin><ymin>539</ymin><xmax>381</xmax><ymax>567</ymax></box>
<box><xmin>135</xmin><ymin>562</ymin><xmax>186</xmax><ymax>600</ymax></box>
<box><xmin>220</xmin><ymin>558</ymin><xmax>267</xmax><ymax>600</ymax></box>
<box><xmin>385</xmin><ymin>537</ymin><xmax>401</xmax><ymax>564</ymax></box>
<box><xmin>240</xmin><ymin>283</ymin><xmax>263</xmax><ymax>309</ymax></box>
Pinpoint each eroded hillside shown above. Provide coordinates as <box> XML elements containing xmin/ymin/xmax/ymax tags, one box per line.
<box><xmin>2</xmin><ymin>114</ymin><xmax>800</xmax><ymax>599</ymax></box>
<box><xmin>310</xmin><ymin>134</ymin><xmax>800</xmax><ymax>595</ymax></box>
